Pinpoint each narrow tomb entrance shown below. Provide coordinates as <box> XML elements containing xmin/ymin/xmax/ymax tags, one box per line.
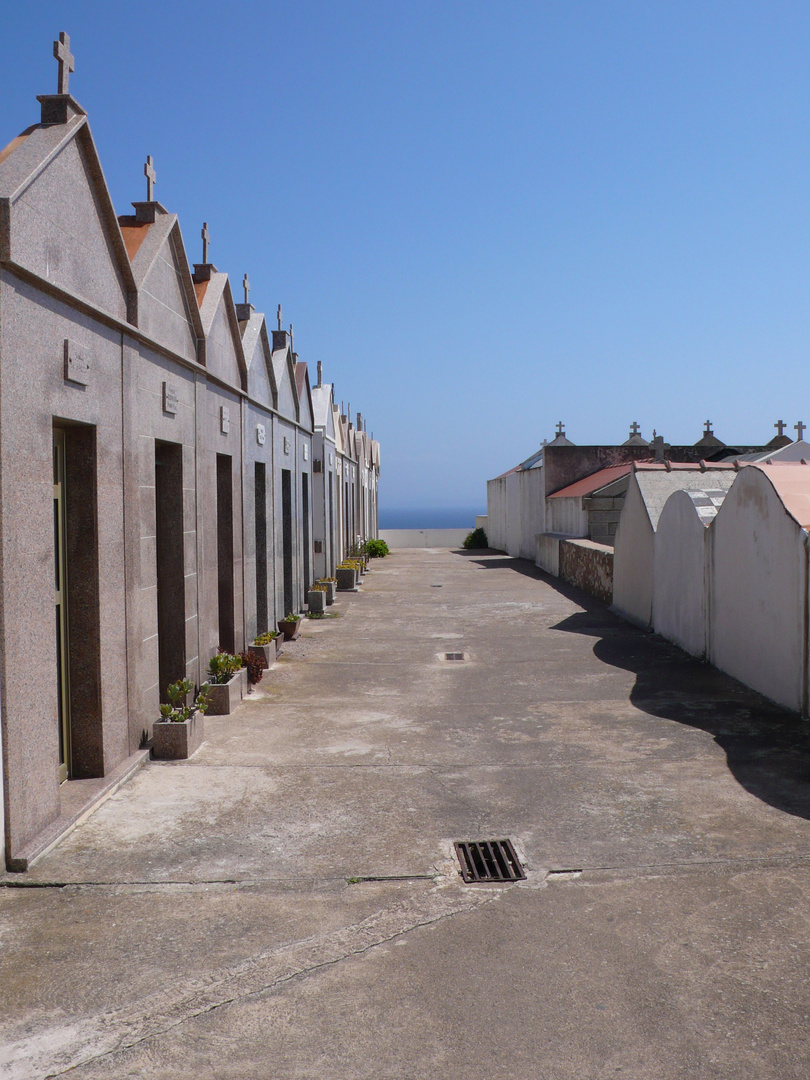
<box><xmin>52</xmin><ymin>423</ymin><xmax>103</xmax><ymax>782</ymax></box>
<box><xmin>254</xmin><ymin>461</ymin><xmax>268</xmax><ymax>634</ymax></box>
<box><xmin>216</xmin><ymin>453</ymin><xmax>235</xmax><ymax>654</ymax></box>
<box><xmin>155</xmin><ymin>440</ymin><xmax>185</xmax><ymax>699</ymax></box>
<box><xmin>302</xmin><ymin>472</ymin><xmax>310</xmax><ymax>597</ymax></box>
<box><xmin>281</xmin><ymin>468</ymin><xmax>294</xmax><ymax>616</ymax></box>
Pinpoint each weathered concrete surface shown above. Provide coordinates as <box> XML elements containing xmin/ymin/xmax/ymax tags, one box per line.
<box><xmin>2</xmin><ymin>549</ymin><xmax>810</xmax><ymax>1078</ymax></box>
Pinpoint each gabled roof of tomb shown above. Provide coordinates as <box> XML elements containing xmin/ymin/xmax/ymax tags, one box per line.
<box><xmin>294</xmin><ymin>362</ymin><xmax>314</xmax><ymax>432</ymax></box>
<box><xmin>682</xmin><ymin>489</ymin><xmax>730</xmax><ymax>526</ymax></box>
<box><xmin>754</xmin><ymin>462</ymin><xmax>810</xmax><ymax>529</ymax></box>
<box><xmin>270</xmin><ymin>330</ymin><xmax>299</xmax><ymax>423</ymax></box>
<box><xmin>311</xmin><ymin>384</ymin><xmax>336</xmax><ymax>436</ymax></box>
<box><xmin>241</xmin><ymin>311</ymin><xmax>278</xmax><ymax>410</ymax></box>
<box><xmin>631</xmin><ymin>464</ymin><xmax>737</xmax><ymax>530</ymax></box>
<box><xmin>117</xmin><ymin>211</ymin><xmax>204</xmax><ymax>354</ymax></box>
<box><xmin>0</xmin><ymin>107</ymin><xmax>137</xmax><ymax>321</ymax></box>
<box><xmin>196</xmin><ymin>271</ymin><xmax>247</xmax><ymax>389</ymax></box>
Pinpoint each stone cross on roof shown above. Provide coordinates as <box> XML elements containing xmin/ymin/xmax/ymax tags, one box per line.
<box><xmin>775</xmin><ymin>419</ymin><xmax>787</xmax><ymax>437</ymax></box>
<box><xmin>630</xmin><ymin>421</ymin><xmax>641</xmax><ymax>436</ymax></box>
<box><xmin>53</xmin><ymin>32</ymin><xmax>74</xmax><ymax>96</ymax></box>
<box><xmin>796</xmin><ymin>420</ymin><xmax>806</xmax><ymax>441</ymax></box>
<box><xmin>289</xmin><ymin>324</ymin><xmax>294</xmax><ymax>351</ymax></box>
<box><xmin>556</xmin><ymin>421</ymin><xmax>565</xmax><ymax>437</ymax></box>
<box><xmin>242</xmin><ymin>273</ymin><xmax>250</xmax><ymax>305</ymax></box>
<box><xmin>144</xmin><ymin>155</ymin><xmax>156</xmax><ymax>202</ymax></box>
<box><xmin>201</xmin><ymin>222</ymin><xmax>210</xmax><ymax>264</ymax></box>
<box><xmin>704</xmin><ymin>420</ymin><xmax>713</xmax><ymax>435</ymax></box>
<box><xmin>277</xmin><ymin>304</ymin><xmax>283</xmax><ymax>331</ymax></box>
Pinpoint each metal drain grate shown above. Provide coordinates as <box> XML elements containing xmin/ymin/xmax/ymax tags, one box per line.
<box><xmin>454</xmin><ymin>840</ymin><xmax>526</xmax><ymax>883</ymax></box>
<box><xmin>445</xmin><ymin>652</ymin><xmax>465</xmax><ymax>661</ymax></box>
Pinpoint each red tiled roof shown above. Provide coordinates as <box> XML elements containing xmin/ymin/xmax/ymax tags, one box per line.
<box><xmin>548</xmin><ymin>463</ymin><xmax>638</xmax><ymax>499</ymax></box>
<box><xmin>118</xmin><ymin>220</ymin><xmax>150</xmax><ymax>261</ymax></box>
<box><xmin>755</xmin><ymin>462</ymin><xmax>810</xmax><ymax>528</ymax></box>
<box><xmin>194</xmin><ymin>279</ymin><xmax>209</xmax><ymax>307</ymax></box>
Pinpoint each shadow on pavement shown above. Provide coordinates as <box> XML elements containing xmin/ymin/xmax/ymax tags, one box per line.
<box><xmin>553</xmin><ymin>608</ymin><xmax>810</xmax><ymax>823</ymax></box>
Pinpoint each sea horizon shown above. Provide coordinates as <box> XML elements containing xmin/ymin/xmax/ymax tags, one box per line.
<box><xmin>378</xmin><ymin>507</ymin><xmax>485</xmax><ymax>530</ymax></box>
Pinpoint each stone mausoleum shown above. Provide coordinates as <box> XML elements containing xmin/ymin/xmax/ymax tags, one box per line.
<box><xmin>0</xmin><ymin>35</ymin><xmax>380</xmax><ymax>868</ymax></box>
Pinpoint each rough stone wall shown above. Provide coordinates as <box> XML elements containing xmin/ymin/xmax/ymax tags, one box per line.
<box><xmin>559</xmin><ymin>539</ymin><xmax>614</xmax><ymax>603</ymax></box>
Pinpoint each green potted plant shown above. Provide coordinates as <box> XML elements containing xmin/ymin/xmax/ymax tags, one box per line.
<box><xmin>249</xmin><ymin>628</ymin><xmax>283</xmax><ymax>667</ymax></box>
<box><xmin>205</xmin><ymin>650</ymin><xmax>247</xmax><ymax>715</ymax></box>
<box><xmin>365</xmin><ymin>538</ymin><xmax>389</xmax><ymax>558</ymax></box>
<box><xmin>278</xmin><ymin>612</ymin><xmax>303</xmax><ymax>641</ymax></box>
<box><xmin>153</xmin><ymin>678</ymin><xmax>211</xmax><ymax>759</ymax></box>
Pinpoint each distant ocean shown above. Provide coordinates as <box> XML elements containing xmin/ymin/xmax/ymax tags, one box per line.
<box><xmin>379</xmin><ymin>508</ymin><xmax>485</xmax><ymax>530</ymax></box>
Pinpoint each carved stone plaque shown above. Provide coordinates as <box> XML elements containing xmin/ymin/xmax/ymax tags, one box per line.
<box><xmin>162</xmin><ymin>381</ymin><xmax>179</xmax><ymax>415</ymax></box>
<box><xmin>283</xmin><ymin>436</ymin><xmax>290</xmax><ymax>455</ymax></box>
<box><xmin>303</xmin><ymin>444</ymin><xmax>309</xmax><ymax>461</ymax></box>
<box><xmin>220</xmin><ymin>406</ymin><xmax>230</xmax><ymax>434</ymax></box>
<box><xmin>63</xmin><ymin>339</ymin><xmax>90</xmax><ymax>386</ymax></box>
<box><xmin>329</xmin><ymin>453</ymin><xmax>334</xmax><ymax>466</ymax></box>
<box><xmin>256</xmin><ymin>423</ymin><xmax>266</xmax><ymax>446</ymax></box>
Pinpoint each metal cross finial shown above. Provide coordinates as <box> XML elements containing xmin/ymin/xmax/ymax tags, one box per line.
<box><xmin>242</xmin><ymin>273</ymin><xmax>250</xmax><ymax>305</ymax></box>
<box><xmin>54</xmin><ymin>32</ymin><xmax>74</xmax><ymax>95</ymax></box>
<box><xmin>775</xmin><ymin>419</ymin><xmax>787</xmax><ymax>437</ymax></box>
<box><xmin>555</xmin><ymin>421</ymin><xmax>565</xmax><ymax>437</ymax></box>
<box><xmin>704</xmin><ymin>420</ymin><xmax>713</xmax><ymax>435</ymax></box>
<box><xmin>277</xmin><ymin>304</ymin><xmax>282</xmax><ymax>331</ymax></box>
<box><xmin>630</xmin><ymin>421</ymin><xmax>641</xmax><ymax>436</ymax></box>
<box><xmin>144</xmin><ymin>155</ymin><xmax>156</xmax><ymax>202</ymax></box>
<box><xmin>796</xmin><ymin>420</ymin><xmax>806</xmax><ymax>441</ymax></box>
<box><xmin>201</xmin><ymin>222</ymin><xmax>209</xmax><ymax>264</ymax></box>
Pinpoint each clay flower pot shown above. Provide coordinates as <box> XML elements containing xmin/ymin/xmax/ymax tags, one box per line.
<box><xmin>278</xmin><ymin>616</ymin><xmax>302</xmax><ymax>641</ymax></box>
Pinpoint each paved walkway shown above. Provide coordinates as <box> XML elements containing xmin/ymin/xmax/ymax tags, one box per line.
<box><xmin>2</xmin><ymin>549</ymin><xmax>810</xmax><ymax>1078</ymax></box>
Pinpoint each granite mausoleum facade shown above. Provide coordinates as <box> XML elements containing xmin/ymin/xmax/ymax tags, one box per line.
<box><xmin>0</xmin><ymin>40</ymin><xmax>380</xmax><ymax>868</ymax></box>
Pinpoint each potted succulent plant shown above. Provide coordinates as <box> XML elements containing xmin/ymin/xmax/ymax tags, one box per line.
<box><xmin>153</xmin><ymin>678</ymin><xmax>211</xmax><ymax>760</ymax></box>
<box><xmin>278</xmin><ymin>612</ymin><xmax>303</xmax><ymax>641</ymax></box>
<box><xmin>249</xmin><ymin>628</ymin><xmax>283</xmax><ymax>667</ymax></box>
<box><xmin>205</xmin><ymin>650</ymin><xmax>247</xmax><ymax>715</ymax></box>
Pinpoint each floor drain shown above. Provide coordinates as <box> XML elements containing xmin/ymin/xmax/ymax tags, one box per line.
<box><xmin>445</xmin><ymin>652</ymin><xmax>465</xmax><ymax>661</ymax></box>
<box><xmin>454</xmin><ymin>840</ymin><xmax>526</xmax><ymax>883</ymax></box>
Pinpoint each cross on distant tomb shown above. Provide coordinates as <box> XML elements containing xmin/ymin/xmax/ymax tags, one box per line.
<box><xmin>144</xmin><ymin>155</ymin><xmax>156</xmax><ymax>201</ymax></box>
<box><xmin>242</xmin><ymin>273</ymin><xmax>250</xmax><ymax>305</ymax></box>
<box><xmin>629</xmin><ymin>421</ymin><xmax>641</xmax><ymax>436</ymax></box>
<box><xmin>556</xmin><ymin>421</ymin><xmax>565</xmax><ymax>437</ymax></box>
<box><xmin>775</xmin><ymin>419</ymin><xmax>787</xmax><ymax>438</ymax></box>
<box><xmin>201</xmin><ymin>222</ymin><xmax>210</xmax><ymax>264</ymax></box>
<box><xmin>277</xmin><ymin>304</ymin><xmax>283</xmax><ymax>331</ymax></box>
<box><xmin>53</xmin><ymin>32</ymin><xmax>74</xmax><ymax>95</ymax></box>
<box><xmin>796</xmin><ymin>420</ymin><xmax>806</xmax><ymax>441</ymax></box>
<box><xmin>704</xmin><ymin>420</ymin><xmax>713</xmax><ymax>435</ymax></box>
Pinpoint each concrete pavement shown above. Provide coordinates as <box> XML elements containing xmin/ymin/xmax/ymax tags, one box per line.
<box><xmin>2</xmin><ymin>549</ymin><xmax>810</xmax><ymax>1078</ymax></box>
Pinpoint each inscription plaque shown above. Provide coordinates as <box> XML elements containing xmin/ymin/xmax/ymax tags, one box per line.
<box><xmin>256</xmin><ymin>423</ymin><xmax>266</xmax><ymax>445</ymax></box>
<box><xmin>64</xmin><ymin>339</ymin><xmax>90</xmax><ymax>385</ymax></box>
<box><xmin>162</xmin><ymin>381</ymin><xmax>179</xmax><ymax>414</ymax></box>
<box><xmin>220</xmin><ymin>406</ymin><xmax>230</xmax><ymax>434</ymax></box>
<box><xmin>283</xmin><ymin>436</ymin><xmax>290</xmax><ymax>455</ymax></box>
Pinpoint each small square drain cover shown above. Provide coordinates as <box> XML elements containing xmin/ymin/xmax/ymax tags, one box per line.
<box><xmin>445</xmin><ymin>652</ymin><xmax>465</xmax><ymax>661</ymax></box>
<box><xmin>454</xmin><ymin>839</ymin><xmax>526</xmax><ymax>883</ymax></box>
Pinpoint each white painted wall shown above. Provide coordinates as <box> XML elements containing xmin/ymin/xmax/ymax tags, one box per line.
<box><xmin>548</xmin><ymin>496</ymin><xmax>588</xmax><ymax>537</ymax></box>
<box><xmin>710</xmin><ymin>467</ymin><xmax>808</xmax><ymax>714</ymax></box>
<box><xmin>486</xmin><ymin>467</ymin><xmax>545</xmax><ymax>558</ymax></box>
<box><xmin>653</xmin><ymin>491</ymin><xmax>710</xmax><ymax>657</ymax></box>
<box><xmin>612</xmin><ymin>479</ymin><xmax>654</xmax><ymax>628</ymax></box>
<box><xmin>379</xmin><ymin>529</ymin><xmax>469</xmax><ymax>548</ymax></box>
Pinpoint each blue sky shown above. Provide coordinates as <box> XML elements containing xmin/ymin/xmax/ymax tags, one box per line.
<box><xmin>2</xmin><ymin>2</ymin><xmax>808</xmax><ymax>510</ymax></box>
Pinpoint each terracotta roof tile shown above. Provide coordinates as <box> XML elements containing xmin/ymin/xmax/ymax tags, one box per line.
<box><xmin>194</xmin><ymin>280</ymin><xmax>209</xmax><ymax>307</ymax></box>
<box><xmin>118</xmin><ymin>219</ymin><xmax>150</xmax><ymax>261</ymax></box>
<box><xmin>549</xmin><ymin>463</ymin><xmax>638</xmax><ymax>499</ymax></box>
